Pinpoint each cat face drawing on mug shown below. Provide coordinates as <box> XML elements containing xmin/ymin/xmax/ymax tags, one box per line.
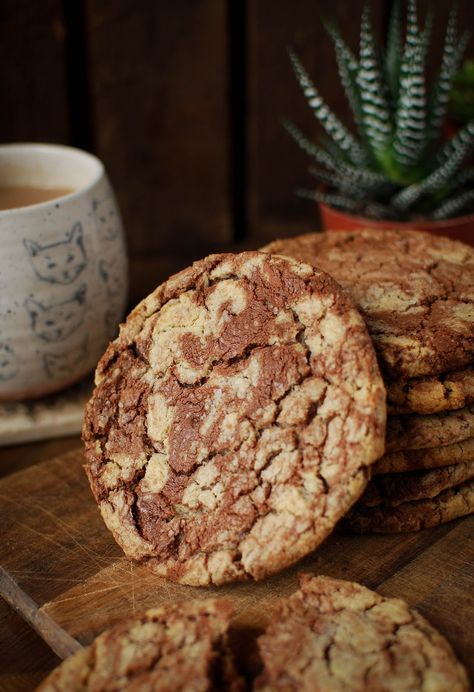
<box><xmin>43</xmin><ymin>337</ymin><xmax>88</xmax><ymax>379</ymax></box>
<box><xmin>24</xmin><ymin>222</ymin><xmax>87</xmax><ymax>285</ymax></box>
<box><xmin>0</xmin><ymin>342</ymin><xmax>18</xmax><ymax>381</ymax></box>
<box><xmin>25</xmin><ymin>284</ymin><xmax>87</xmax><ymax>342</ymax></box>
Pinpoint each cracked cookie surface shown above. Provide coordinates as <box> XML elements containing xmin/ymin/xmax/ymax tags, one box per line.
<box><xmin>83</xmin><ymin>252</ymin><xmax>385</xmax><ymax>586</ymax></box>
<box><xmin>387</xmin><ymin>404</ymin><xmax>474</xmax><ymax>452</ymax></box>
<box><xmin>262</xmin><ymin>229</ymin><xmax>474</xmax><ymax>381</ymax></box>
<box><xmin>255</xmin><ymin>575</ymin><xmax>468</xmax><ymax>692</ymax></box>
<box><xmin>344</xmin><ymin>479</ymin><xmax>474</xmax><ymax>533</ymax></box>
<box><xmin>37</xmin><ymin>599</ymin><xmax>242</xmax><ymax>691</ymax></box>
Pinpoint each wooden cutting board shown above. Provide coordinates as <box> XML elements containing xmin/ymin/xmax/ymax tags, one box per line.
<box><xmin>1</xmin><ymin>448</ymin><xmax>473</xmax><ymax>680</ymax></box>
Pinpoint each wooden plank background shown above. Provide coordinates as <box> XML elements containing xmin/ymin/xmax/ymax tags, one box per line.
<box><xmin>0</xmin><ymin>0</ymin><xmax>473</xmax><ymax>276</ymax></box>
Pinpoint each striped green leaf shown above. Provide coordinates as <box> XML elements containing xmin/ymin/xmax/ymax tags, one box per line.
<box><xmin>288</xmin><ymin>48</ymin><xmax>368</xmax><ymax>166</ymax></box>
<box><xmin>284</xmin><ymin>120</ymin><xmax>387</xmax><ymax>191</ymax></box>
<box><xmin>432</xmin><ymin>189</ymin><xmax>474</xmax><ymax>219</ymax></box>
<box><xmin>365</xmin><ymin>201</ymin><xmax>403</xmax><ymax>220</ymax></box>
<box><xmin>283</xmin><ymin>120</ymin><xmax>341</xmax><ymax>170</ymax></box>
<box><xmin>315</xmin><ymin>190</ymin><xmax>362</xmax><ymax>212</ymax></box>
<box><xmin>393</xmin><ymin>0</ymin><xmax>427</xmax><ymax>169</ymax></box>
<box><xmin>325</xmin><ymin>22</ymin><xmax>364</xmax><ymax>135</ymax></box>
<box><xmin>357</xmin><ymin>6</ymin><xmax>393</xmax><ymax>160</ymax></box>
<box><xmin>309</xmin><ymin>165</ymin><xmax>370</xmax><ymax>200</ymax></box>
<box><xmin>436</xmin><ymin>120</ymin><xmax>474</xmax><ymax>165</ymax></box>
<box><xmin>392</xmin><ymin>122</ymin><xmax>474</xmax><ymax>210</ymax></box>
<box><xmin>318</xmin><ymin>134</ymin><xmax>350</xmax><ymax>163</ymax></box>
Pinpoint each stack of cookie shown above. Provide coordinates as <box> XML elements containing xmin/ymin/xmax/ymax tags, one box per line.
<box><xmin>263</xmin><ymin>229</ymin><xmax>474</xmax><ymax>533</ymax></box>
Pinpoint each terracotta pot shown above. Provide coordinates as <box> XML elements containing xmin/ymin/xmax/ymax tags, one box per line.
<box><xmin>319</xmin><ymin>202</ymin><xmax>474</xmax><ymax>246</ymax></box>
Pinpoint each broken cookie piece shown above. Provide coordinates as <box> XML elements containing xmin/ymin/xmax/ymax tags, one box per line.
<box><xmin>255</xmin><ymin>575</ymin><xmax>469</xmax><ymax>691</ymax></box>
<box><xmin>83</xmin><ymin>252</ymin><xmax>385</xmax><ymax>585</ymax></box>
<box><xmin>37</xmin><ymin>599</ymin><xmax>242</xmax><ymax>691</ymax></box>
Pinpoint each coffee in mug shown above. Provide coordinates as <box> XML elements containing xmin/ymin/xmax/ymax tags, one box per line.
<box><xmin>0</xmin><ymin>186</ymin><xmax>75</xmax><ymax>210</ymax></box>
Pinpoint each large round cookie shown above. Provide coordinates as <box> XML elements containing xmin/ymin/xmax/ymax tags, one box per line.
<box><xmin>262</xmin><ymin>229</ymin><xmax>474</xmax><ymax>381</ymax></box>
<box><xmin>83</xmin><ymin>252</ymin><xmax>385</xmax><ymax>586</ymax></box>
<box><xmin>344</xmin><ymin>480</ymin><xmax>474</xmax><ymax>533</ymax></box>
<box><xmin>361</xmin><ymin>460</ymin><xmax>474</xmax><ymax>508</ymax></box>
<box><xmin>37</xmin><ymin>600</ymin><xmax>242</xmax><ymax>691</ymax></box>
<box><xmin>387</xmin><ymin>404</ymin><xmax>474</xmax><ymax>452</ymax></box>
<box><xmin>374</xmin><ymin>437</ymin><xmax>474</xmax><ymax>474</ymax></box>
<box><xmin>255</xmin><ymin>575</ymin><xmax>468</xmax><ymax>691</ymax></box>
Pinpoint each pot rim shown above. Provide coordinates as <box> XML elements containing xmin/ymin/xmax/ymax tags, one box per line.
<box><xmin>318</xmin><ymin>200</ymin><xmax>474</xmax><ymax>230</ymax></box>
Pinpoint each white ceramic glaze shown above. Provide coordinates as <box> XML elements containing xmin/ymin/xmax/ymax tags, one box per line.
<box><xmin>0</xmin><ymin>143</ymin><xmax>128</xmax><ymax>400</ymax></box>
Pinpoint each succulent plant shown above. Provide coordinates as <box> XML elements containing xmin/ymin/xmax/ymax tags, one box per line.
<box><xmin>288</xmin><ymin>0</ymin><xmax>474</xmax><ymax>221</ymax></box>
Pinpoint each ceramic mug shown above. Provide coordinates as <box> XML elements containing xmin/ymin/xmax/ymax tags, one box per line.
<box><xmin>0</xmin><ymin>143</ymin><xmax>128</xmax><ymax>400</ymax></box>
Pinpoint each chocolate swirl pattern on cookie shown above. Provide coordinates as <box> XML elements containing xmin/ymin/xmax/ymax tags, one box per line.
<box><xmin>83</xmin><ymin>252</ymin><xmax>385</xmax><ymax>585</ymax></box>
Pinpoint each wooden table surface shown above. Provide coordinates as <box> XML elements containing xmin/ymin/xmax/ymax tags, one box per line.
<box><xmin>0</xmin><ymin>436</ymin><xmax>80</xmax><ymax>691</ymax></box>
<box><xmin>2</xmin><ymin>439</ymin><xmax>474</xmax><ymax>691</ymax></box>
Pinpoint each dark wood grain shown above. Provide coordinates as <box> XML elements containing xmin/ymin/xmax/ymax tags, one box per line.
<box><xmin>128</xmin><ymin>254</ymin><xmax>201</xmax><ymax>306</ymax></box>
<box><xmin>0</xmin><ymin>598</ymin><xmax>60</xmax><ymax>692</ymax></box>
<box><xmin>1</xmin><ymin>449</ymin><xmax>472</xmax><ymax>685</ymax></box>
<box><xmin>0</xmin><ymin>568</ymin><xmax>82</xmax><ymax>660</ymax></box>
<box><xmin>0</xmin><ymin>437</ymin><xmax>80</xmax><ymax>480</ymax></box>
<box><xmin>84</xmin><ymin>0</ymin><xmax>233</xmax><ymax>258</ymax></box>
<box><xmin>0</xmin><ymin>0</ymin><xmax>68</xmax><ymax>143</ymax></box>
<box><xmin>1</xmin><ymin>451</ymin><xmax>121</xmax><ymax>607</ymax></box>
<box><xmin>378</xmin><ymin>519</ymin><xmax>474</xmax><ymax>673</ymax></box>
<box><xmin>0</xmin><ymin>437</ymin><xmax>69</xmax><ymax>690</ymax></box>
